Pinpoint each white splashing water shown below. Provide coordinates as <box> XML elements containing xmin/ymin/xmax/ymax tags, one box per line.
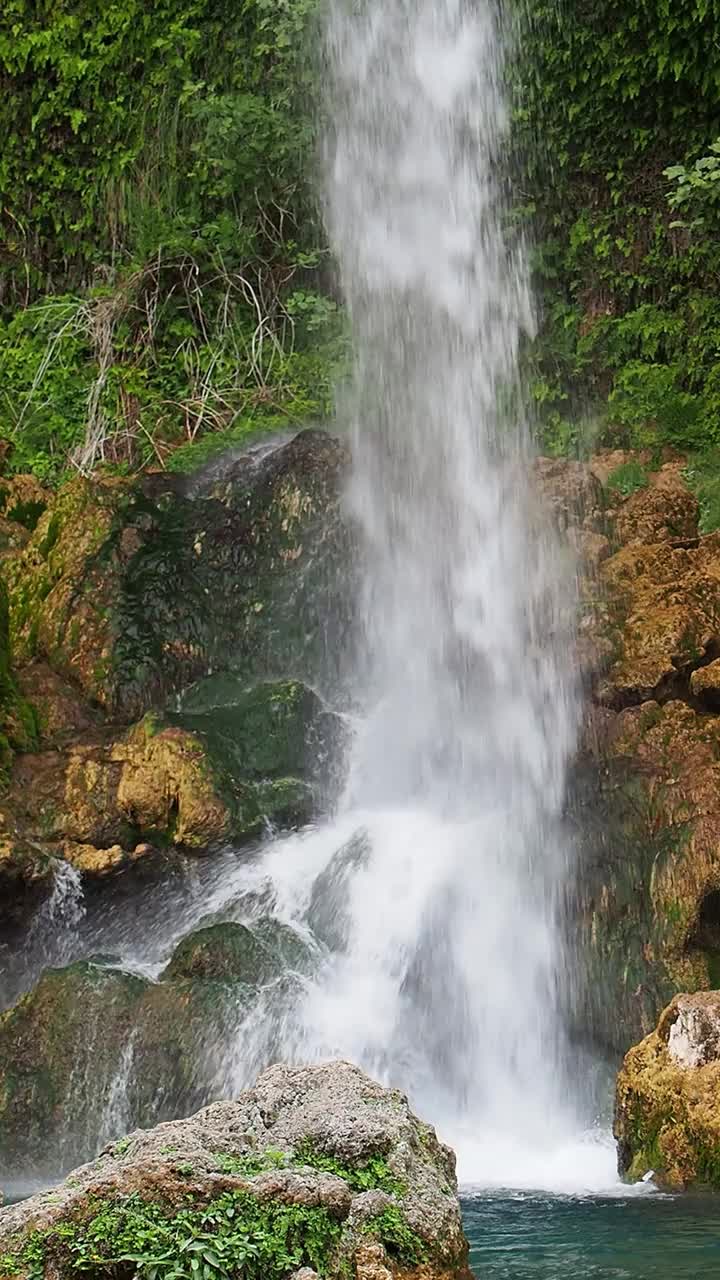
<box><xmin>26</xmin><ymin>860</ymin><xmax>86</xmax><ymax>963</ymax></box>
<box><xmin>219</xmin><ymin>0</ymin><xmax>620</xmax><ymax>1191</ymax></box>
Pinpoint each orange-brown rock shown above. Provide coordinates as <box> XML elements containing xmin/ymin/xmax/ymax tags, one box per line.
<box><xmin>17</xmin><ymin>662</ymin><xmax>97</xmax><ymax>745</ymax></box>
<box><xmin>615</xmin><ymin>992</ymin><xmax>720</xmax><ymax>1188</ymax></box>
<box><xmin>612</xmin><ymin>483</ymin><xmax>698</xmax><ymax>547</ymax></box>
<box><xmin>2</xmin><ymin>717</ymin><xmax>232</xmax><ymax>876</ymax></box>
<box><xmin>595</xmin><ymin>533</ymin><xmax>720</xmax><ymax>704</ymax></box>
<box><xmin>690</xmin><ymin>658</ymin><xmax>720</xmax><ymax>709</ymax></box>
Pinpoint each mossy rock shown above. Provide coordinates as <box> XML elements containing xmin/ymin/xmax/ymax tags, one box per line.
<box><xmin>173</xmin><ymin>676</ymin><xmax>338</xmax><ymax>780</ymax></box>
<box><xmin>570</xmin><ymin>693</ymin><xmax>720</xmax><ymax>1053</ymax></box>
<box><xmin>163</xmin><ymin>922</ymin><xmax>284</xmax><ymax>984</ymax></box>
<box><xmin>6</xmin><ymin>432</ymin><xmax>350</xmax><ymax>720</ymax></box>
<box><xmin>0</xmin><ymin>956</ymin><xmax>259</xmax><ymax>1183</ymax></box>
<box><xmin>0</xmin><ymin>962</ymin><xmax>147</xmax><ymax>1177</ymax></box>
<box><xmin>0</xmin><ymin>1062</ymin><xmax>471</xmax><ymax>1280</ymax></box>
<box><xmin>0</xmin><ymin>577</ymin><xmax>39</xmax><ymax>788</ymax></box>
<box><xmin>169</xmin><ymin>677</ymin><xmax>342</xmax><ymax>840</ymax></box>
<box><xmin>615</xmin><ymin>992</ymin><xmax>720</xmax><ymax>1189</ymax></box>
<box><xmin>163</xmin><ymin>919</ymin><xmax>313</xmax><ymax>987</ymax></box>
<box><xmin>0</xmin><ymin>678</ymin><xmax>329</xmax><ymax>925</ymax></box>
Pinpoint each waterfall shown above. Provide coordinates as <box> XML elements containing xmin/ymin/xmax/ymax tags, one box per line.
<box><xmin>4</xmin><ymin>0</ymin><xmax>617</xmax><ymax>1195</ymax></box>
<box><xmin>227</xmin><ymin>0</ymin><xmax>591</xmax><ymax>1184</ymax></box>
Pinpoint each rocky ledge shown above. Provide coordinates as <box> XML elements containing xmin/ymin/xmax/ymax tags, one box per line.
<box><xmin>615</xmin><ymin>991</ymin><xmax>720</xmax><ymax>1189</ymax></box>
<box><xmin>0</xmin><ymin>1061</ymin><xmax>471</xmax><ymax>1280</ymax></box>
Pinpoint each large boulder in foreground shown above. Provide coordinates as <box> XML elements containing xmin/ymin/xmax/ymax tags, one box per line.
<box><xmin>0</xmin><ymin>1061</ymin><xmax>471</xmax><ymax>1280</ymax></box>
<box><xmin>615</xmin><ymin>991</ymin><xmax>720</xmax><ymax>1189</ymax></box>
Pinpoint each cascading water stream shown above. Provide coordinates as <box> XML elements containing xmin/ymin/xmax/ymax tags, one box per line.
<box><xmin>225</xmin><ymin>0</ymin><xmax>609</xmax><ymax>1187</ymax></box>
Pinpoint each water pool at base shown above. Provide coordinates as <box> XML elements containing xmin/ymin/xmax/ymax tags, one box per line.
<box><xmin>462</xmin><ymin>1194</ymin><xmax>720</xmax><ymax>1278</ymax></box>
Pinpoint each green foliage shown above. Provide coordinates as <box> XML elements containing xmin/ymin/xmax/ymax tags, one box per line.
<box><xmin>666</xmin><ymin>140</ymin><xmax>720</xmax><ymax>227</ymax></box>
<box><xmin>362</xmin><ymin>1208</ymin><xmax>427</xmax><ymax>1266</ymax></box>
<box><xmin>0</xmin><ymin>0</ymin><xmax>345</xmax><ymax>482</ymax></box>
<box><xmin>607</xmin><ymin>363</ymin><xmax>704</xmax><ymax>450</ymax></box>
<box><xmin>292</xmin><ymin>1140</ymin><xmax>407</xmax><ymax>1197</ymax></box>
<box><xmin>10</xmin><ymin>1190</ymin><xmax>343</xmax><ymax>1280</ymax></box>
<box><xmin>520</xmin><ymin>1</ymin><xmax>720</xmax><ymax>456</ymax></box>
<box><xmin>0</xmin><ymin>0</ymin><xmax>320</xmax><ymax>301</ymax></box>
<box><xmin>605</xmin><ymin>461</ymin><xmax>649</xmax><ymax>498</ymax></box>
<box><xmin>685</xmin><ymin>450</ymin><xmax>720</xmax><ymax>533</ymax></box>
<box><xmin>213</xmin><ymin>1149</ymin><xmax>287</xmax><ymax>1176</ymax></box>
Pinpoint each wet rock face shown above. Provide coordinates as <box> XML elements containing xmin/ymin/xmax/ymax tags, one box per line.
<box><xmin>0</xmin><ymin>1062</ymin><xmax>471</xmax><ymax>1280</ymax></box>
<box><xmin>555</xmin><ymin>454</ymin><xmax>720</xmax><ymax>1054</ymax></box>
<box><xmin>0</xmin><ymin>920</ymin><xmax>321</xmax><ymax>1182</ymax></box>
<box><xmin>0</xmin><ymin>429</ymin><xmax>351</xmax><ymax>924</ymax></box>
<box><xmin>7</xmin><ymin>429</ymin><xmax>351</xmax><ymax>719</ymax></box>
<box><xmin>0</xmin><ymin>678</ymin><xmax>336</xmax><ymax>900</ymax></box>
<box><xmin>615</xmin><ymin>993</ymin><xmax>720</xmax><ymax>1188</ymax></box>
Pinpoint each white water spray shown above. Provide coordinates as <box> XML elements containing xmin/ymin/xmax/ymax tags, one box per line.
<box><xmin>226</xmin><ymin>0</ymin><xmax>601</xmax><ymax>1186</ymax></box>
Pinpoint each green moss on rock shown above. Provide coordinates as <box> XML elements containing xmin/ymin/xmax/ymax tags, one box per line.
<box><xmin>615</xmin><ymin>992</ymin><xmax>720</xmax><ymax>1190</ymax></box>
<box><xmin>5</xmin><ymin>432</ymin><xmax>349</xmax><ymax>721</ymax></box>
<box><xmin>162</xmin><ymin>923</ymin><xmax>284</xmax><ymax>985</ymax></box>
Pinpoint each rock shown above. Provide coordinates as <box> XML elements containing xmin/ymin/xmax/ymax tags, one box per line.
<box><xmin>588</xmin><ymin>448</ymin><xmax>651</xmax><ymax>488</ymax></box>
<box><xmin>0</xmin><ymin>955</ymin><xmax>257</xmax><ymax>1180</ymax></box>
<box><xmin>573</xmin><ymin>699</ymin><xmax>720</xmax><ymax>1051</ymax></box>
<box><xmin>0</xmin><ymin>577</ymin><xmax>38</xmax><ymax>786</ymax></box>
<box><xmin>0</xmin><ymin>823</ymin><xmax>54</xmax><ymax>927</ymax></box>
<box><xmin>613</xmin><ymin>483</ymin><xmax>698</xmax><ymax>547</ymax></box>
<box><xmin>690</xmin><ymin>658</ymin><xmax>720</xmax><ymax>709</ymax></box>
<box><xmin>0</xmin><ymin>473</ymin><xmax>50</xmax><ymax>563</ymax></box>
<box><xmin>0</xmin><ymin>678</ymin><xmax>333</xmax><ymax>901</ymax></box>
<box><xmin>595</xmin><ymin>533</ymin><xmax>720</xmax><ymax>705</ymax></box>
<box><xmin>162</xmin><ymin>922</ymin><xmax>284</xmax><ymax>984</ymax></box>
<box><xmin>0</xmin><ymin>1061</ymin><xmax>471</xmax><ymax>1280</ymax></box>
<box><xmin>533</xmin><ymin>457</ymin><xmax>605</xmax><ymax>532</ymax></box>
<box><xmin>113</xmin><ymin>718</ymin><xmax>232</xmax><ymax>850</ymax></box>
<box><xmin>667</xmin><ymin>991</ymin><xmax>720</xmax><ymax>1066</ymax></box>
<box><xmin>0</xmin><ymin>473</ymin><xmax>49</xmax><ymax>523</ymax></box>
<box><xmin>615</xmin><ymin>992</ymin><xmax>720</xmax><ymax>1188</ymax></box>
<box><xmin>0</xmin><ymin>516</ymin><xmax>30</xmax><ymax>560</ymax></box>
<box><xmin>7</xmin><ymin>430</ymin><xmax>350</xmax><ymax>719</ymax></box>
<box><xmin>8</xmin><ymin>475</ymin><xmax>131</xmax><ymax>706</ymax></box>
<box><xmin>174</xmin><ymin>676</ymin><xmax>340</xmax><ymax>782</ymax></box>
<box><xmin>0</xmin><ymin>963</ymin><xmax>147</xmax><ymax>1178</ymax></box>
<box><xmin>16</xmin><ymin>662</ymin><xmax>97</xmax><ymax>745</ymax></box>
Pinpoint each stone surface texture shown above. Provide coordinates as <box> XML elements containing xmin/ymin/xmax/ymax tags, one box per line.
<box><xmin>0</xmin><ymin>1061</ymin><xmax>471</xmax><ymax>1280</ymax></box>
<box><xmin>615</xmin><ymin>992</ymin><xmax>720</xmax><ymax>1188</ymax></box>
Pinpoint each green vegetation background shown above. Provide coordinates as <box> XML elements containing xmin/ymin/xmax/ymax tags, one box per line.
<box><xmin>1</xmin><ymin>0</ymin><xmax>720</xmax><ymax>490</ymax></box>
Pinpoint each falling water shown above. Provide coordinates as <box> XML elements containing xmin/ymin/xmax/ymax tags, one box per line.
<box><xmin>231</xmin><ymin>0</ymin><xmax>592</xmax><ymax>1183</ymax></box>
